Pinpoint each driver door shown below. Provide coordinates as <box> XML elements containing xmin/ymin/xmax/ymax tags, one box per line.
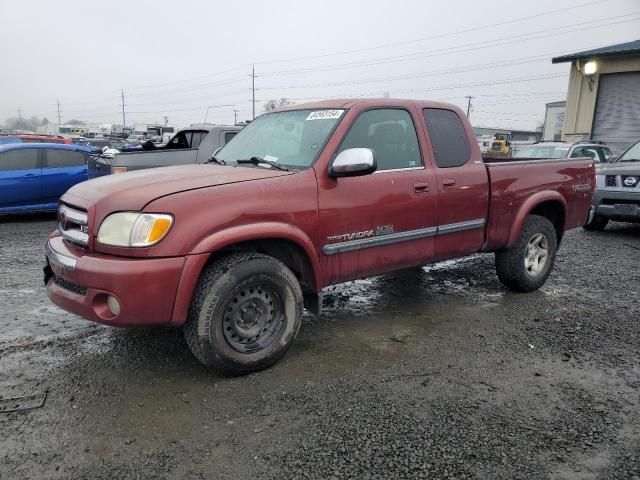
<box><xmin>317</xmin><ymin>108</ymin><xmax>438</xmax><ymax>284</ymax></box>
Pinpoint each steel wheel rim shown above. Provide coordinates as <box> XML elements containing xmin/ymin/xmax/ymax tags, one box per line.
<box><xmin>223</xmin><ymin>282</ymin><xmax>284</xmax><ymax>354</ymax></box>
<box><xmin>524</xmin><ymin>233</ymin><xmax>549</xmax><ymax>277</ymax></box>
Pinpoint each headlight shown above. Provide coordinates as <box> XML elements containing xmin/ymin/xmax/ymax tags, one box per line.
<box><xmin>97</xmin><ymin>212</ymin><xmax>173</xmax><ymax>247</ymax></box>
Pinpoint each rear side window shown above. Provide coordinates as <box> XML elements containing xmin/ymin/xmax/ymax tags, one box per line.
<box><xmin>570</xmin><ymin>146</ymin><xmax>599</xmax><ymax>162</ymax></box>
<box><xmin>0</xmin><ymin>149</ymin><xmax>39</xmax><ymax>171</ymax></box>
<box><xmin>191</xmin><ymin>132</ymin><xmax>206</xmax><ymax>149</ymax></box>
<box><xmin>46</xmin><ymin>149</ymin><xmax>86</xmax><ymax>168</ymax></box>
<box><xmin>599</xmin><ymin>147</ymin><xmax>612</xmax><ymax>161</ymax></box>
<box><xmin>224</xmin><ymin>131</ymin><xmax>237</xmax><ymax>143</ymax></box>
<box><xmin>423</xmin><ymin>109</ymin><xmax>470</xmax><ymax>168</ymax></box>
<box><xmin>338</xmin><ymin>109</ymin><xmax>422</xmax><ymax>171</ymax></box>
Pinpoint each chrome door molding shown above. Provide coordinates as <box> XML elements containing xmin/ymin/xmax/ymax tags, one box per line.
<box><xmin>322</xmin><ymin>218</ymin><xmax>485</xmax><ymax>255</ymax></box>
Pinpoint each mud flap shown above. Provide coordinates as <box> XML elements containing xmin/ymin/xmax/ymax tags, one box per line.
<box><xmin>304</xmin><ymin>292</ymin><xmax>323</xmax><ymax>319</ymax></box>
<box><xmin>43</xmin><ymin>261</ymin><xmax>53</xmax><ymax>286</ymax></box>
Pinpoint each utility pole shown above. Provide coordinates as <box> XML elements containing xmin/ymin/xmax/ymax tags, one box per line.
<box><xmin>18</xmin><ymin>107</ymin><xmax>22</xmax><ymax>122</ymax></box>
<box><xmin>121</xmin><ymin>89</ymin><xmax>127</xmax><ymax>127</ymax></box>
<box><xmin>465</xmin><ymin>96</ymin><xmax>474</xmax><ymax>119</ymax></box>
<box><xmin>251</xmin><ymin>64</ymin><xmax>256</xmax><ymax>120</ymax></box>
<box><xmin>233</xmin><ymin>109</ymin><xmax>239</xmax><ymax>124</ymax></box>
<box><xmin>163</xmin><ymin>116</ymin><xmax>168</xmax><ymax>126</ymax></box>
<box><xmin>56</xmin><ymin>99</ymin><xmax>62</xmax><ymax>125</ymax></box>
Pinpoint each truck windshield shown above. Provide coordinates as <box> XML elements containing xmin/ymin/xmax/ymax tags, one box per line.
<box><xmin>216</xmin><ymin>109</ymin><xmax>345</xmax><ymax>169</ymax></box>
<box><xmin>513</xmin><ymin>146</ymin><xmax>570</xmax><ymax>158</ymax></box>
<box><xmin>617</xmin><ymin>141</ymin><xmax>640</xmax><ymax>162</ymax></box>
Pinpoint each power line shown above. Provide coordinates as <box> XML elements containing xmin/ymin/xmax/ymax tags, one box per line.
<box><xmin>260</xmin><ymin>12</ymin><xmax>640</xmax><ymax>77</ymax></box>
<box><xmin>282</xmin><ymin>73</ymin><xmax>568</xmax><ymax>102</ymax></box>
<box><xmin>253</xmin><ymin>0</ymin><xmax>610</xmax><ymax>66</ymax></box>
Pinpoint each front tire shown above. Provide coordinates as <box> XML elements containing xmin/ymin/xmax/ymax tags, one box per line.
<box><xmin>582</xmin><ymin>214</ymin><xmax>608</xmax><ymax>231</ymax></box>
<box><xmin>184</xmin><ymin>252</ymin><xmax>303</xmax><ymax>375</ymax></box>
<box><xmin>495</xmin><ymin>215</ymin><xmax>558</xmax><ymax>292</ymax></box>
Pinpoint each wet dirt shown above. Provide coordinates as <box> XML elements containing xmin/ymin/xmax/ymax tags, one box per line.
<box><xmin>1</xmin><ymin>214</ymin><xmax>639</xmax><ymax>479</ymax></box>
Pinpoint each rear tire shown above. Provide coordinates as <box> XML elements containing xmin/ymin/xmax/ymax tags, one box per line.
<box><xmin>582</xmin><ymin>215</ymin><xmax>608</xmax><ymax>231</ymax></box>
<box><xmin>184</xmin><ymin>252</ymin><xmax>303</xmax><ymax>375</ymax></box>
<box><xmin>495</xmin><ymin>215</ymin><xmax>558</xmax><ymax>292</ymax></box>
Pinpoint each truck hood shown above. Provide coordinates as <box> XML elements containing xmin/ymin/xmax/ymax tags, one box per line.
<box><xmin>598</xmin><ymin>162</ymin><xmax>640</xmax><ymax>176</ymax></box>
<box><xmin>63</xmin><ymin>164</ymin><xmax>293</xmax><ymax>213</ymax></box>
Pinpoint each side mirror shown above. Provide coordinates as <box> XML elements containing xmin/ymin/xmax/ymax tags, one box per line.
<box><xmin>329</xmin><ymin>148</ymin><xmax>376</xmax><ymax>178</ymax></box>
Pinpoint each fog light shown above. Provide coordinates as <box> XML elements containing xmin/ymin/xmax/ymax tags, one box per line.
<box><xmin>107</xmin><ymin>295</ymin><xmax>121</xmax><ymax>316</ymax></box>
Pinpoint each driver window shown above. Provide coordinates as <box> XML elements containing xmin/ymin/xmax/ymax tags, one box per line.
<box><xmin>338</xmin><ymin>109</ymin><xmax>421</xmax><ymax>171</ymax></box>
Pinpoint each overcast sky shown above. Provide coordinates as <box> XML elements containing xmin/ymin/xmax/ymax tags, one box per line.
<box><xmin>0</xmin><ymin>0</ymin><xmax>638</xmax><ymax>130</ymax></box>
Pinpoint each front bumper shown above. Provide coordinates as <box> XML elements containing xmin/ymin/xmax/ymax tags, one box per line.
<box><xmin>45</xmin><ymin>235</ymin><xmax>186</xmax><ymax>327</ymax></box>
<box><xmin>593</xmin><ymin>191</ymin><xmax>640</xmax><ymax>223</ymax></box>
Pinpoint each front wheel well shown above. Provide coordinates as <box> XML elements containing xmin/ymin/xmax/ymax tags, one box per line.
<box><xmin>529</xmin><ymin>200</ymin><xmax>565</xmax><ymax>243</ymax></box>
<box><xmin>206</xmin><ymin>238</ymin><xmax>317</xmax><ymax>293</ymax></box>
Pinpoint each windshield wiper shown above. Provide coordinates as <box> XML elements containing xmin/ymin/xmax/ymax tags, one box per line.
<box><xmin>205</xmin><ymin>156</ymin><xmax>226</xmax><ymax>165</ymax></box>
<box><xmin>236</xmin><ymin>156</ymin><xmax>289</xmax><ymax>171</ymax></box>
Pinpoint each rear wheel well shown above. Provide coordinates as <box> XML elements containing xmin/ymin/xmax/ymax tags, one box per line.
<box><xmin>530</xmin><ymin>200</ymin><xmax>565</xmax><ymax>243</ymax></box>
<box><xmin>206</xmin><ymin>238</ymin><xmax>317</xmax><ymax>294</ymax></box>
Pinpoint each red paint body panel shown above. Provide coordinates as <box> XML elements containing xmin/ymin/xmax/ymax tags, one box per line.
<box><xmin>46</xmin><ymin>99</ymin><xmax>595</xmax><ymax>327</ymax></box>
<box><xmin>46</xmin><ymin>235</ymin><xmax>184</xmax><ymax>326</ymax></box>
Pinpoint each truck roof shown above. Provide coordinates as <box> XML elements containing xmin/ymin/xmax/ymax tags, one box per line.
<box><xmin>276</xmin><ymin>98</ymin><xmax>466</xmax><ymax>113</ymax></box>
<box><xmin>0</xmin><ymin>142</ymin><xmax>92</xmax><ymax>153</ymax></box>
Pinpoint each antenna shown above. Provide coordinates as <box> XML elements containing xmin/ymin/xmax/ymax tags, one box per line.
<box><xmin>56</xmin><ymin>99</ymin><xmax>62</xmax><ymax>125</ymax></box>
<box><xmin>121</xmin><ymin>89</ymin><xmax>127</xmax><ymax>127</ymax></box>
<box><xmin>251</xmin><ymin>65</ymin><xmax>257</xmax><ymax>120</ymax></box>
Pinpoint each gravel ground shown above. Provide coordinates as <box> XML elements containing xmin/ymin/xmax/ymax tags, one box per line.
<box><xmin>0</xmin><ymin>214</ymin><xmax>639</xmax><ymax>479</ymax></box>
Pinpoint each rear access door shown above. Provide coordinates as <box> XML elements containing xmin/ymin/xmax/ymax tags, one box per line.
<box><xmin>421</xmin><ymin>108</ymin><xmax>489</xmax><ymax>260</ymax></box>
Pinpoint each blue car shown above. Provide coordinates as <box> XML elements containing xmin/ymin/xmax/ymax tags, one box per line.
<box><xmin>0</xmin><ymin>143</ymin><xmax>92</xmax><ymax>214</ymax></box>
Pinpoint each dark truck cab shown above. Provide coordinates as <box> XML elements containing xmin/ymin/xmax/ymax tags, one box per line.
<box><xmin>45</xmin><ymin>99</ymin><xmax>595</xmax><ymax>375</ymax></box>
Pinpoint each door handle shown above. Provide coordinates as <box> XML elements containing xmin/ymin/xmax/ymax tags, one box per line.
<box><xmin>443</xmin><ymin>178</ymin><xmax>456</xmax><ymax>189</ymax></box>
<box><xmin>413</xmin><ymin>182</ymin><xmax>430</xmax><ymax>193</ymax></box>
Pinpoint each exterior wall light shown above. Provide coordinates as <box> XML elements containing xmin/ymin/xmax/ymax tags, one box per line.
<box><xmin>582</xmin><ymin>60</ymin><xmax>597</xmax><ymax>91</ymax></box>
<box><xmin>584</xmin><ymin>61</ymin><xmax>597</xmax><ymax>75</ymax></box>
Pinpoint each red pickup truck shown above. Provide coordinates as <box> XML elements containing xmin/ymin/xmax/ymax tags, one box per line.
<box><xmin>45</xmin><ymin>99</ymin><xmax>595</xmax><ymax>375</ymax></box>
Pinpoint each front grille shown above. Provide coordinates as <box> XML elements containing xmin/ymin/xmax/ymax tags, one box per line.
<box><xmin>605</xmin><ymin>175</ymin><xmax>618</xmax><ymax>187</ymax></box>
<box><xmin>53</xmin><ymin>275</ymin><xmax>87</xmax><ymax>296</ymax></box>
<box><xmin>621</xmin><ymin>176</ymin><xmax>640</xmax><ymax>188</ymax></box>
<box><xmin>58</xmin><ymin>204</ymin><xmax>89</xmax><ymax>247</ymax></box>
<box><xmin>602</xmin><ymin>198</ymin><xmax>640</xmax><ymax>206</ymax></box>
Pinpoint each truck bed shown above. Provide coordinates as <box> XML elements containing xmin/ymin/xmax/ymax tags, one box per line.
<box><xmin>88</xmin><ymin>148</ymin><xmax>200</xmax><ymax>178</ymax></box>
<box><xmin>482</xmin><ymin>157</ymin><xmax>595</xmax><ymax>250</ymax></box>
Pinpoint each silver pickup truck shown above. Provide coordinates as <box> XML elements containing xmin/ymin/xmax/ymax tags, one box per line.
<box><xmin>89</xmin><ymin>125</ymin><xmax>242</xmax><ymax>178</ymax></box>
<box><xmin>584</xmin><ymin>139</ymin><xmax>640</xmax><ymax>230</ymax></box>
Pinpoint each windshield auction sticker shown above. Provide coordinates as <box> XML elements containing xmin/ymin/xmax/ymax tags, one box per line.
<box><xmin>306</xmin><ymin>110</ymin><xmax>344</xmax><ymax>121</ymax></box>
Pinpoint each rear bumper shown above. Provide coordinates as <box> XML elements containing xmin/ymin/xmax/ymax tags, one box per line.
<box><xmin>45</xmin><ymin>235</ymin><xmax>186</xmax><ymax>327</ymax></box>
<box><xmin>593</xmin><ymin>191</ymin><xmax>640</xmax><ymax>222</ymax></box>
